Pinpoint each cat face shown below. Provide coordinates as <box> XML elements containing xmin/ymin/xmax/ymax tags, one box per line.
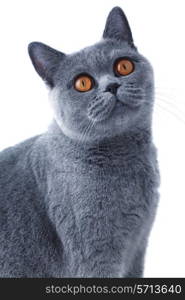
<box><xmin>29</xmin><ymin>7</ymin><xmax>154</xmax><ymax>143</ymax></box>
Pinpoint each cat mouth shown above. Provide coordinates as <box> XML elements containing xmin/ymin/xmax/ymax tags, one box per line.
<box><xmin>115</xmin><ymin>100</ymin><xmax>124</xmax><ymax>107</ymax></box>
<box><xmin>110</xmin><ymin>99</ymin><xmax>125</xmax><ymax>116</ymax></box>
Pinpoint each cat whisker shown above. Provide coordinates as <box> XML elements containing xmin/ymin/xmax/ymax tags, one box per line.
<box><xmin>73</xmin><ymin>119</ymin><xmax>92</xmax><ymax>148</ymax></box>
<box><xmin>154</xmin><ymin>102</ymin><xmax>185</xmax><ymax>125</ymax></box>
<box><xmin>155</xmin><ymin>96</ymin><xmax>185</xmax><ymax>118</ymax></box>
<box><xmin>80</xmin><ymin>119</ymin><xmax>95</xmax><ymax>145</ymax></box>
<box><xmin>83</xmin><ymin>120</ymin><xmax>95</xmax><ymax>143</ymax></box>
<box><xmin>80</xmin><ymin>122</ymin><xmax>92</xmax><ymax>145</ymax></box>
<box><xmin>155</xmin><ymin>91</ymin><xmax>185</xmax><ymax>105</ymax></box>
<box><xmin>155</xmin><ymin>87</ymin><xmax>185</xmax><ymax>103</ymax></box>
<box><xmin>155</xmin><ymin>86</ymin><xmax>181</xmax><ymax>93</ymax></box>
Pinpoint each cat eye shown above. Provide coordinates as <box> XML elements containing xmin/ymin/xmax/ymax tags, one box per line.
<box><xmin>114</xmin><ymin>58</ymin><xmax>134</xmax><ymax>76</ymax></box>
<box><xmin>74</xmin><ymin>74</ymin><xmax>93</xmax><ymax>92</ymax></box>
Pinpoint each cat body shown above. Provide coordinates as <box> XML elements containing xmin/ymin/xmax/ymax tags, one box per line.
<box><xmin>0</xmin><ymin>123</ymin><xmax>159</xmax><ymax>277</ymax></box>
<box><xmin>0</xmin><ymin>7</ymin><xmax>160</xmax><ymax>277</ymax></box>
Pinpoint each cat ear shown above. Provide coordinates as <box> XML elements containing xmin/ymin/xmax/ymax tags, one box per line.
<box><xmin>28</xmin><ymin>42</ymin><xmax>65</xmax><ymax>87</ymax></box>
<box><xmin>103</xmin><ymin>7</ymin><xmax>134</xmax><ymax>46</ymax></box>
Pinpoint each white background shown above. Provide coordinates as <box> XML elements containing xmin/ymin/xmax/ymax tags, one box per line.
<box><xmin>0</xmin><ymin>0</ymin><xmax>185</xmax><ymax>277</ymax></box>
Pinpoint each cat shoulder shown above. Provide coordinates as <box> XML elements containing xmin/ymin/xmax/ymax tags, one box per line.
<box><xmin>0</xmin><ymin>135</ymin><xmax>42</xmax><ymax>182</ymax></box>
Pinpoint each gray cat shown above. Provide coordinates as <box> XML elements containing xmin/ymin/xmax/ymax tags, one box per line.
<box><xmin>0</xmin><ymin>7</ymin><xmax>160</xmax><ymax>277</ymax></box>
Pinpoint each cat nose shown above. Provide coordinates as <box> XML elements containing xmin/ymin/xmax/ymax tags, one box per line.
<box><xmin>105</xmin><ymin>83</ymin><xmax>120</xmax><ymax>95</ymax></box>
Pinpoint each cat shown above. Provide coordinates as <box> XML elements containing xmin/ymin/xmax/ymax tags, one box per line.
<box><xmin>0</xmin><ymin>7</ymin><xmax>160</xmax><ymax>277</ymax></box>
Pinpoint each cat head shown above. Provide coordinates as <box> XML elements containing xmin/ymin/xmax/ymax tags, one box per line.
<box><xmin>28</xmin><ymin>7</ymin><xmax>154</xmax><ymax>143</ymax></box>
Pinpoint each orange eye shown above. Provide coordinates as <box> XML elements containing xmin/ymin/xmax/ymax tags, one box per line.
<box><xmin>114</xmin><ymin>58</ymin><xmax>134</xmax><ymax>76</ymax></box>
<box><xmin>74</xmin><ymin>75</ymin><xmax>93</xmax><ymax>92</ymax></box>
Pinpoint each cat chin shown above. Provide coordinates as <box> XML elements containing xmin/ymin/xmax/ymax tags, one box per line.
<box><xmin>53</xmin><ymin>118</ymin><xmax>81</xmax><ymax>141</ymax></box>
<box><xmin>52</xmin><ymin>117</ymin><xmax>99</xmax><ymax>143</ymax></box>
<box><xmin>53</xmin><ymin>117</ymin><xmax>122</xmax><ymax>144</ymax></box>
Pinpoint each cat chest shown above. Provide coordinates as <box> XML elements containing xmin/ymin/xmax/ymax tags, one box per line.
<box><xmin>46</xmin><ymin>156</ymin><xmax>156</xmax><ymax>269</ymax></box>
<box><xmin>47</xmin><ymin>162</ymin><xmax>151</xmax><ymax>267</ymax></box>
<box><xmin>48</xmin><ymin>159</ymin><xmax>148</xmax><ymax>222</ymax></box>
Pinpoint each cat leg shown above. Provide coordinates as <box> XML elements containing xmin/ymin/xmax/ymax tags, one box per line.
<box><xmin>78</xmin><ymin>234</ymin><xmax>147</xmax><ymax>278</ymax></box>
<box><xmin>125</xmin><ymin>242</ymin><xmax>147</xmax><ymax>278</ymax></box>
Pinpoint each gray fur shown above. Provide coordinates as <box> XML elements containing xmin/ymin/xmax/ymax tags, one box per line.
<box><xmin>0</xmin><ymin>7</ymin><xmax>160</xmax><ymax>277</ymax></box>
